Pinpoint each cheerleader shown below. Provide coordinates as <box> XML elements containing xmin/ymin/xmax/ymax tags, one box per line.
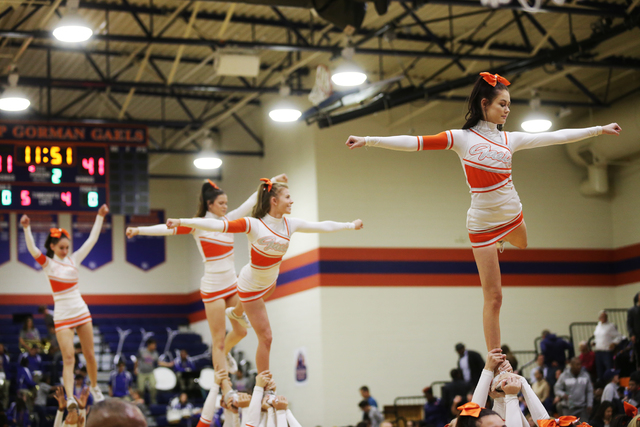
<box><xmin>126</xmin><ymin>175</ymin><xmax>287</xmax><ymax>372</ymax></box>
<box><xmin>166</xmin><ymin>178</ymin><xmax>363</xmax><ymax>371</ymax></box>
<box><xmin>20</xmin><ymin>205</ymin><xmax>109</xmax><ymax>409</ymax></box>
<box><xmin>345</xmin><ymin>72</ymin><xmax>621</xmax><ymax>351</ymax></box>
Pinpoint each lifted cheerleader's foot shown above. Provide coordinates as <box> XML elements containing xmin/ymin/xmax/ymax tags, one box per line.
<box><xmin>67</xmin><ymin>396</ymin><xmax>78</xmax><ymax>410</ymax></box>
<box><xmin>496</xmin><ymin>240</ymin><xmax>505</xmax><ymax>253</ymax></box>
<box><xmin>91</xmin><ymin>386</ymin><xmax>105</xmax><ymax>402</ymax></box>
<box><xmin>226</xmin><ymin>353</ymin><xmax>238</xmax><ymax>374</ymax></box>
<box><xmin>226</xmin><ymin>307</ymin><xmax>252</xmax><ymax>329</ymax></box>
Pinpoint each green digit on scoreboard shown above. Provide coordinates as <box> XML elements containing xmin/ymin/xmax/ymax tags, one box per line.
<box><xmin>1</xmin><ymin>189</ymin><xmax>10</xmax><ymax>206</ymax></box>
<box><xmin>88</xmin><ymin>191</ymin><xmax>98</xmax><ymax>208</ymax></box>
<box><xmin>51</xmin><ymin>168</ymin><xmax>62</xmax><ymax>184</ymax></box>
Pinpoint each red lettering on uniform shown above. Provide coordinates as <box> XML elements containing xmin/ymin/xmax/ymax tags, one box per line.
<box><xmin>469</xmin><ymin>143</ymin><xmax>512</xmax><ymax>166</ymax></box>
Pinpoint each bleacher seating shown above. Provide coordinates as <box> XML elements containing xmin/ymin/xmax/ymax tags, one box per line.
<box><xmin>0</xmin><ymin>315</ymin><xmax>212</xmax><ymax>427</ymax></box>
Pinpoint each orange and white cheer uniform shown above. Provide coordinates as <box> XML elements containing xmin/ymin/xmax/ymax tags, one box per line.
<box><xmin>135</xmin><ymin>191</ymin><xmax>258</xmax><ymax>303</ymax></box>
<box><xmin>179</xmin><ymin>214</ymin><xmax>356</xmax><ymax>302</ymax></box>
<box><xmin>24</xmin><ymin>215</ymin><xmax>104</xmax><ymax>332</ymax></box>
<box><xmin>365</xmin><ymin>120</ymin><xmax>602</xmax><ymax>248</ymax></box>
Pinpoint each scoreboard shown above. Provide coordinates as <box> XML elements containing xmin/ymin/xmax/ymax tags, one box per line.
<box><xmin>0</xmin><ymin>122</ymin><xmax>149</xmax><ymax>214</ymax></box>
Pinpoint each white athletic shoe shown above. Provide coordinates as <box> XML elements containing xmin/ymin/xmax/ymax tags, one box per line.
<box><xmin>225</xmin><ymin>307</ymin><xmax>252</xmax><ymax>328</ymax></box>
<box><xmin>67</xmin><ymin>396</ymin><xmax>78</xmax><ymax>410</ymax></box>
<box><xmin>91</xmin><ymin>385</ymin><xmax>105</xmax><ymax>402</ymax></box>
<box><xmin>226</xmin><ymin>353</ymin><xmax>238</xmax><ymax>374</ymax></box>
<box><xmin>496</xmin><ymin>240</ymin><xmax>505</xmax><ymax>253</ymax></box>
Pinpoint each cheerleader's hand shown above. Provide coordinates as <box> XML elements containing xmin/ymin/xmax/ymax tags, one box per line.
<box><xmin>602</xmin><ymin>123</ymin><xmax>621</xmax><ymax>135</ymax></box>
<box><xmin>345</xmin><ymin>135</ymin><xmax>366</xmax><ymax>149</ymax></box>
<box><xmin>353</xmin><ymin>219</ymin><xmax>364</xmax><ymax>230</ymax></box>
<box><xmin>272</xmin><ymin>174</ymin><xmax>288</xmax><ymax>183</ymax></box>
<box><xmin>54</xmin><ymin>386</ymin><xmax>66</xmax><ymax>411</ymax></box>
<box><xmin>125</xmin><ymin>227</ymin><xmax>139</xmax><ymax>238</ymax></box>
<box><xmin>166</xmin><ymin>219</ymin><xmax>180</xmax><ymax>229</ymax></box>
<box><xmin>20</xmin><ymin>215</ymin><xmax>30</xmax><ymax>228</ymax></box>
<box><xmin>98</xmin><ymin>204</ymin><xmax>109</xmax><ymax>217</ymax></box>
<box><xmin>236</xmin><ymin>393</ymin><xmax>251</xmax><ymax>408</ymax></box>
<box><xmin>78</xmin><ymin>387</ymin><xmax>90</xmax><ymax>409</ymax></box>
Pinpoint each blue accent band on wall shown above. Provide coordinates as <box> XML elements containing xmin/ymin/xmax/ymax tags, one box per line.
<box><xmin>0</xmin><ymin>214</ymin><xmax>9</xmax><ymax>266</ymax></box>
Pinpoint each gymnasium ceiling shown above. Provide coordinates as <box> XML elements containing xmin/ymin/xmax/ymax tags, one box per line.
<box><xmin>0</xmin><ymin>0</ymin><xmax>638</xmax><ymax>154</ymax></box>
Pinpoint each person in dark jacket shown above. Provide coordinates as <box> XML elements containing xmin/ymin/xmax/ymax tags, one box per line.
<box><xmin>627</xmin><ymin>292</ymin><xmax>640</xmax><ymax>370</ymax></box>
<box><xmin>422</xmin><ymin>386</ymin><xmax>448</xmax><ymax>427</ymax></box>
<box><xmin>455</xmin><ymin>343</ymin><xmax>485</xmax><ymax>387</ymax></box>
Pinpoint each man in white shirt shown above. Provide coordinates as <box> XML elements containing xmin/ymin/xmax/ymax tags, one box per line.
<box><xmin>593</xmin><ymin>311</ymin><xmax>622</xmax><ymax>381</ymax></box>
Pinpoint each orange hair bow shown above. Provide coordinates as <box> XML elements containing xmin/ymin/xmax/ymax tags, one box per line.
<box><xmin>457</xmin><ymin>402</ymin><xmax>482</xmax><ymax>418</ymax></box>
<box><xmin>207</xmin><ymin>179</ymin><xmax>219</xmax><ymax>190</ymax></box>
<box><xmin>480</xmin><ymin>72</ymin><xmax>511</xmax><ymax>87</ymax></box>
<box><xmin>260</xmin><ymin>178</ymin><xmax>273</xmax><ymax>192</ymax></box>
<box><xmin>49</xmin><ymin>228</ymin><xmax>70</xmax><ymax>239</ymax></box>
<box><xmin>576</xmin><ymin>423</ymin><xmax>592</xmax><ymax>427</ymax></box>
<box><xmin>624</xmin><ymin>401</ymin><xmax>638</xmax><ymax>418</ymax></box>
<box><xmin>538</xmin><ymin>416</ymin><xmax>579</xmax><ymax>427</ymax></box>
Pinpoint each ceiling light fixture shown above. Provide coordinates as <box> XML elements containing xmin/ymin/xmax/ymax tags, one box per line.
<box><xmin>521</xmin><ymin>91</ymin><xmax>552</xmax><ymax>133</ymax></box>
<box><xmin>53</xmin><ymin>0</ymin><xmax>92</xmax><ymax>43</ymax></box>
<box><xmin>0</xmin><ymin>69</ymin><xmax>30</xmax><ymax>112</ymax></box>
<box><xmin>194</xmin><ymin>136</ymin><xmax>222</xmax><ymax>170</ymax></box>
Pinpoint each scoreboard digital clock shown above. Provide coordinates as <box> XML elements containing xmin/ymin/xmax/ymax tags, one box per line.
<box><xmin>0</xmin><ymin>122</ymin><xmax>149</xmax><ymax>214</ymax></box>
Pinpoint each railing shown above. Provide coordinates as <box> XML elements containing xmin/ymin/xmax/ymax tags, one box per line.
<box><xmin>569</xmin><ymin>322</ymin><xmax>597</xmax><ymax>354</ymax></box>
<box><xmin>604</xmin><ymin>308</ymin><xmax>629</xmax><ymax>337</ymax></box>
<box><xmin>512</xmin><ymin>350</ymin><xmax>537</xmax><ymax>379</ymax></box>
<box><xmin>388</xmin><ymin>395</ymin><xmax>426</xmax><ymax>427</ymax></box>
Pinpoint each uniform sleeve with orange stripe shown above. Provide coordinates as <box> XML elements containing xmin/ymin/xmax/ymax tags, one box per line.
<box><xmin>242</xmin><ymin>386</ymin><xmax>264</xmax><ymax>427</ymax></box>
<box><xmin>180</xmin><ymin>217</ymin><xmax>251</xmax><ymax>234</ymax></box>
<box><xmin>136</xmin><ymin>224</ymin><xmax>193</xmax><ymax>236</ymax></box>
<box><xmin>365</xmin><ymin>132</ymin><xmax>453</xmax><ymax>152</ymax></box>
<box><xmin>72</xmin><ymin>214</ymin><xmax>104</xmax><ymax>264</ymax></box>
<box><xmin>23</xmin><ymin>226</ymin><xmax>47</xmax><ymax>266</ymax></box>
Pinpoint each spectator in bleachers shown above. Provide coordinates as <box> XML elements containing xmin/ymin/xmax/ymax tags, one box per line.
<box><xmin>532</xmin><ymin>369</ymin><xmax>550</xmax><ymax>407</ymax></box>
<box><xmin>553</xmin><ymin>357</ymin><xmax>594</xmax><ymax>419</ymax></box>
<box><xmin>628</xmin><ymin>292</ymin><xmax>640</xmax><ymax>371</ymax></box>
<box><xmin>624</xmin><ymin>372</ymin><xmax>640</xmax><ymax>407</ymax></box>
<box><xmin>422</xmin><ymin>386</ymin><xmax>448</xmax><ymax>427</ymax></box>
<box><xmin>86</xmin><ymin>398</ymin><xmax>147</xmax><ymax>427</ymax></box>
<box><xmin>167</xmin><ymin>392</ymin><xmax>194</xmax><ymax>425</ymax></box>
<box><xmin>530</xmin><ymin>354</ymin><xmax>548</xmax><ymax>384</ymax></box>
<box><xmin>6</xmin><ymin>393</ymin><xmax>29</xmax><ymax>427</ymax></box>
<box><xmin>602</xmin><ymin>369</ymin><xmax>621</xmax><ymax>403</ymax></box>
<box><xmin>359</xmin><ymin>399</ymin><xmax>383</xmax><ymax>427</ymax></box>
<box><xmin>594</xmin><ymin>311</ymin><xmax>623</xmax><ymax>381</ymax></box>
<box><xmin>231</xmin><ymin>369</ymin><xmax>250</xmax><ymax>393</ymax></box>
<box><xmin>135</xmin><ymin>338</ymin><xmax>173</xmax><ymax>405</ymax></box>
<box><xmin>74</xmin><ymin>374</ymin><xmax>93</xmax><ymax>408</ymax></box>
<box><xmin>19</xmin><ymin>317</ymin><xmax>40</xmax><ymax>352</ymax></box>
<box><xmin>501</xmin><ymin>345</ymin><xmax>518</xmax><ymax>371</ymax></box>
<box><xmin>173</xmin><ymin>350</ymin><xmax>196</xmax><ymax>391</ymax></box>
<box><xmin>0</xmin><ymin>343</ymin><xmax>11</xmax><ymax>409</ymax></box>
<box><xmin>37</xmin><ymin>306</ymin><xmax>54</xmax><ymax>330</ymax></box>
<box><xmin>19</xmin><ymin>347</ymin><xmax>42</xmax><ymax>376</ymax></box>
<box><xmin>442</xmin><ymin>369</ymin><xmax>472</xmax><ymax>417</ymax></box>
<box><xmin>33</xmin><ymin>374</ymin><xmax>53</xmax><ymax>427</ymax></box>
<box><xmin>16</xmin><ymin>356</ymin><xmax>37</xmax><ymax>396</ymax></box>
<box><xmin>541</xmin><ymin>330</ymin><xmax>573</xmax><ymax>386</ymax></box>
<box><xmin>455</xmin><ymin>343</ymin><xmax>485</xmax><ymax>387</ymax></box>
<box><xmin>579</xmin><ymin>341</ymin><xmax>597</xmax><ymax>379</ymax></box>
<box><xmin>589</xmin><ymin>400</ymin><xmax>616</xmax><ymax>427</ymax></box>
<box><xmin>110</xmin><ymin>360</ymin><xmax>134</xmax><ymax>399</ymax></box>
<box><xmin>360</xmin><ymin>386</ymin><xmax>378</xmax><ymax>408</ymax></box>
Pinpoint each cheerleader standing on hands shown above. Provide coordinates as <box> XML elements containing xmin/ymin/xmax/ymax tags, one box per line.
<box><xmin>166</xmin><ymin>178</ymin><xmax>363</xmax><ymax>371</ymax></box>
<box><xmin>21</xmin><ymin>205</ymin><xmax>109</xmax><ymax>408</ymax></box>
<box><xmin>346</xmin><ymin>72</ymin><xmax>621</xmax><ymax>351</ymax></box>
<box><xmin>126</xmin><ymin>174</ymin><xmax>288</xmax><ymax>372</ymax></box>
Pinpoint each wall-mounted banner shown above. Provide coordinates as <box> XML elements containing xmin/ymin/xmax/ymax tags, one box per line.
<box><xmin>125</xmin><ymin>209</ymin><xmax>165</xmax><ymax>271</ymax></box>
<box><xmin>0</xmin><ymin>214</ymin><xmax>9</xmax><ymax>266</ymax></box>
<box><xmin>294</xmin><ymin>347</ymin><xmax>308</xmax><ymax>386</ymax></box>
<box><xmin>72</xmin><ymin>213</ymin><xmax>112</xmax><ymax>270</ymax></box>
<box><xmin>17</xmin><ymin>213</ymin><xmax>58</xmax><ymax>270</ymax></box>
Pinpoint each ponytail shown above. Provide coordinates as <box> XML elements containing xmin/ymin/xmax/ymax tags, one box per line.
<box><xmin>252</xmin><ymin>180</ymin><xmax>288</xmax><ymax>218</ymax></box>
<box><xmin>195</xmin><ymin>179</ymin><xmax>225</xmax><ymax>217</ymax></box>
<box><xmin>463</xmin><ymin>75</ymin><xmax>509</xmax><ymax>131</ymax></box>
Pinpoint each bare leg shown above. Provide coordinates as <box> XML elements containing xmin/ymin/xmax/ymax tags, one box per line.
<box><xmin>205</xmin><ymin>299</ymin><xmax>228</xmax><ymax>370</ymax></box>
<box><xmin>503</xmin><ymin>221</ymin><xmax>528</xmax><ymax>249</ymax></box>
<box><xmin>472</xmin><ymin>245</ymin><xmax>503</xmax><ymax>351</ymax></box>
<box><xmin>242</xmin><ymin>298</ymin><xmax>272</xmax><ymax>372</ymax></box>
<box><xmin>56</xmin><ymin>328</ymin><xmax>76</xmax><ymax>400</ymax></box>
<box><xmin>231</xmin><ymin>300</ymin><xmax>244</xmax><ymax>317</ymax></box>
<box><xmin>76</xmin><ymin>323</ymin><xmax>98</xmax><ymax>387</ymax></box>
<box><xmin>223</xmin><ymin>294</ymin><xmax>247</xmax><ymax>354</ymax></box>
